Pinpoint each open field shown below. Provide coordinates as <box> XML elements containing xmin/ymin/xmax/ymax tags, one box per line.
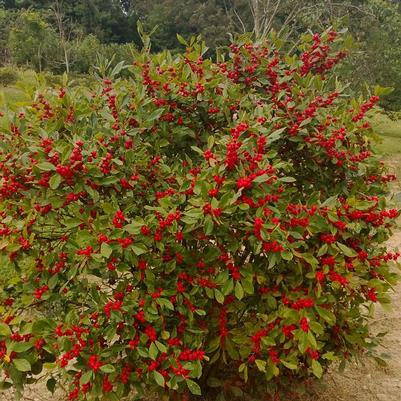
<box><xmin>372</xmin><ymin>114</ymin><xmax>401</xmax><ymax>155</ymax></box>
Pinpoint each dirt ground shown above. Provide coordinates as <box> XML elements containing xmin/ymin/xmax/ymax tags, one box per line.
<box><xmin>2</xmin><ymin>159</ymin><xmax>401</xmax><ymax>401</ymax></box>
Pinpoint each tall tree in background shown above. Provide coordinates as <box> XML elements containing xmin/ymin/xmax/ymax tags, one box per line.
<box><xmin>51</xmin><ymin>0</ymin><xmax>74</xmax><ymax>73</ymax></box>
<box><xmin>2</xmin><ymin>0</ymin><xmax>140</xmax><ymax>44</ymax></box>
<box><xmin>1</xmin><ymin>0</ymin><xmax>400</xmax><ymax>109</ymax></box>
<box><xmin>134</xmin><ymin>0</ymin><xmax>234</xmax><ymax>52</ymax></box>
<box><xmin>220</xmin><ymin>0</ymin><xmax>307</xmax><ymax>39</ymax></box>
<box><xmin>8</xmin><ymin>10</ymin><xmax>57</xmax><ymax>71</ymax></box>
<box><xmin>0</xmin><ymin>8</ymin><xmax>14</xmax><ymax>64</ymax></box>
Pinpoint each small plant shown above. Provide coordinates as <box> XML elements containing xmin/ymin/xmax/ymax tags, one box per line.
<box><xmin>0</xmin><ymin>30</ymin><xmax>399</xmax><ymax>401</ymax></box>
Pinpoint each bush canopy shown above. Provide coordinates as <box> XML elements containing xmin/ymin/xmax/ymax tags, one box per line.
<box><xmin>0</xmin><ymin>30</ymin><xmax>399</xmax><ymax>400</ymax></box>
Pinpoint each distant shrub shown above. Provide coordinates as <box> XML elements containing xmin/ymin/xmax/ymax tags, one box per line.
<box><xmin>40</xmin><ymin>71</ymin><xmax>63</xmax><ymax>88</ymax></box>
<box><xmin>0</xmin><ymin>67</ymin><xmax>18</xmax><ymax>86</ymax></box>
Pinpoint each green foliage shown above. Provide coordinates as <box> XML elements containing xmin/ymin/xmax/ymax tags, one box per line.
<box><xmin>73</xmin><ymin>34</ymin><xmax>134</xmax><ymax>74</ymax></box>
<box><xmin>0</xmin><ymin>31</ymin><xmax>399</xmax><ymax>400</ymax></box>
<box><xmin>8</xmin><ymin>10</ymin><xmax>58</xmax><ymax>71</ymax></box>
<box><xmin>291</xmin><ymin>0</ymin><xmax>401</xmax><ymax>110</ymax></box>
<box><xmin>0</xmin><ymin>8</ymin><xmax>14</xmax><ymax>64</ymax></box>
<box><xmin>352</xmin><ymin>0</ymin><xmax>401</xmax><ymax>110</ymax></box>
<box><xmin>0</xmin><ymin>66</ymin><xmax>18</xmax><ymax>86</ymax></box>
<box><xmin>134</xmin><ymin>0</ymin><xmax>234</xmax><ymax>53</ymax></box>
<box><xmin>72</xmin><ymin>34</ymin><xmax>102</xmax><ymax>74</ymax></box>
<box><xmin>3</xmin><ymin>0</ymin><xmax>141</xmax><ymax>44</ymax></box>
<box><xmin>1</xmin><ymin>0</ymin><xmax>401</xmax><ymax>110</ymax></box>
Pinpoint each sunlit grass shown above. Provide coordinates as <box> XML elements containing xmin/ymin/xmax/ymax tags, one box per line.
<box><xmin>371</xmin><ymin>113</ymin><xmax>401</xmax><ymax>155</ymax></box>
<box><xmin>0</xmin><ymin>69</ymin><xmax>39</xmax><ymax>108</ymax></box>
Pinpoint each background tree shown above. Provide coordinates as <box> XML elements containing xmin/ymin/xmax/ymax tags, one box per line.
<box><xmin>0</xmin><ymin>8</ymin><xmax>14</xmax><ymax>64</ymax></box>
<box><xmin>133</xmin><ymin>0</ymin><xmax>234</xmax><ymax>52</ymax></box>
<box><xmin>51</xmin><ymin>0</ymin><xmax>76</xmax><ymax>73</ymax></box>
<box><xmin>0</xmin><ymin>0</ymin><xmax>400</xmax><ymax>109</ymax></box>
<box><xmin>8</xmin><ymin>10</ymin><xmax>58</xmax><ymax>71</ymax></box>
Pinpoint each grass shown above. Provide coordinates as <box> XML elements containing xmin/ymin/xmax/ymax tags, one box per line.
<box><xmin>371</xmin><ymin>113</ymin><xmax>401</xmax><ymax>155</ymax></box>
<box><xmin>0</xmin><ymin>69</ymin><xmax>39</xmax><ymax>108</ymax></box>
<box><xmin>0</xmin><ymin>86</ymin><xmax>27</xmax><ymax>106</ymax></box>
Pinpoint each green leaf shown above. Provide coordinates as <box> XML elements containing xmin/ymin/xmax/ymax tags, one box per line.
<box><xmin>124</xmin><ymin>221</ymin><xmax>144</xmax><ymax>235</ymax></box>
<box><xmin>148</xmin><ymin>109</ymin><xmax>164</xmax><ymax>122</ymax></box>
<box><xmin>46</xmin><ymin>378</ymin><xmax>57</xmax><ymax>394</ymax></box>
<box><xmin>13</xmin><ymin>358</ymin><xmax>31</xmax><ymax>372</ymax></box>
<box><xmin>48</xmin><ymin>274</ymin><xmax>58</xmax><ymax>290</ymax></box>
<box><xmin>261</xmin><ymin>336</ymin><xmax>275</xmax><ymax>348</ymax></box>
<box><xmin>311</xmin><ymin>360</ymin><xmax>323</xmax><ymax>378</ymax></box>
<box><xmin>49</xmin><ymin>174</ymin><xmax>62</xmax><ymax>189</ymax></box>
<box><xmin>241</xmin><ymin>278</ymin><xmax>254</xmax><ymax>295</ymax></box>
<box><xmin>79</xmin><ymin>371</ymin><xmax>93</xmax><ymax>385</ymax></box>
<box><xmin>322</xmin><ymin>352</ymin><xmax>336</xmax><ymax>361</ymax></box>
<box><xmin>157</xmin><ymin>298</ymin><xmax>175</xmax><ymax>311</ymax></box>
<box><xmin>37</xmin><ymin>162</ymin><xmax>56</xmax><ymax>171</ymax></box>
<box><xmin>267</xmin><ymin>127</ymin><xmax>286</xmax><ymax>143</ymax></box>
<box><xmin>101</xmin><ymin>242</ymin><xmax>113</xmax><ymax>259</ymax></box>
<box><xmin>255</xmin><ymin>359</ymin><xmax>266</xmax><ymax>372</ymax></box>
<box><xmin>253</xmin><ymin>174</ymin><xmax>270</xmax><ymax>183</ymax></box>
<box><xmin>190</xmin><ymin>146</ymin><xmax>203</xmax><ymax>155</ymax></box>
<box><xmin>204</xmin><ymin>216</ymin><xmax>214</xmax><ymax>235</ymax></box>
<box><xmin>101</xmin><ymin>176</ymin><xmax>120</xmax><ymax>185</ymax></box>
<box><xmin>336</xmin><ymin>242</ymin><xmax>357</xmax><ymax>257</ymax></box>
<box><xmin>0</xmin><ymin>323</ymin><xmax>11</xmax><ymax>336</ymax></box>
<box><xmin>149</xmin><ymin>342</ymin><xmax>159</xmax><ymax>360</ymax></box>
<box><xmin>222</xmin><ymin>278</ymin><xmax>234</xmax><ymax>296</ymax></box>
<box><xmin>110</xmin><ymin>60</ymin><xmax>128</xmax><ymax>77</ymax></box>
<box><xmin>153</xmin><ymin>370</ymin><xmax>165</xmax><ymax>387</ymax></box>
<box><xmin>373</xmin><ymin>85</ymin><xmax>394</xmax><ymax>96</ymax></box>
<box><xmin>155</xmin><ymin>341</ymin><xmax>167</xmax><ymax>353</ymax></box>
<box><xmin>298</xmin><ymin>331</ymin><xmax>308</xmax><ymax>354</ymax></box>
<box><xmin>177</xmin><ymin>34</ymin><xmax>188</xmax><ymax>46</ymax></box>
<box><xmin>207</xmin><ymin>135</ymin><xmax>215</xmax><ymax>149</ymax></box>
<box><xmin>100</xmin><ymin>364</ymin><xmax>116</xmax><ymax>374</ymax></box>
<box><xmin>281</xmin><ymin>360</ymin><xmax>298</xmax><ymax>370</ymax></box>
<box><xmin>0</xmin><ymin>381</ymin><xmax>13</xmax><ymax>390</ymax></box>
<box><xmin>214</xmin><ymin>289</ymin><xmax>224</xmax><ymax>304</ymax></box>
<box><xmin>315</xmin><ymin>306</ymin><xmax>336</xmax><ymax>325</ymax></box>
<box><xmin>186</xmin><ymin>379</ymin><xmax>201</xmax><ymax>395</ymax></box>
<box><xmin>279</xmin><ymin>176</ymin><xmax>296</xmax><ymax>183</ymax></box>
<box><xmin>11</xmin><ymin>342</ymin><xmax>33</xmax><ymax>353</ymax></box>
<box><xmin>281</xmin><ymin>250</ymin><xmax>293</xmax><ymax>261</ymax></box>
<box><xmin>234</xmin><ymin>281</ymin><xmax>244</xmax><ymax>300</ymax></box>
<box><xmin>132</xmin><ymin>244</ymin><xmax>147</xmax><ymax>255</ymax></box>
<box><xmin>299</xmin><ymin>253</ymin><xmax>318</xmax><ymax>267</ymax></box>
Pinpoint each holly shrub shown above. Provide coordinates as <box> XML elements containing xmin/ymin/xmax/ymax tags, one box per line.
<box><xmin>0</xmin><ymin>30</ymin><xmax>399</xmax><ymax>401</ymax></box>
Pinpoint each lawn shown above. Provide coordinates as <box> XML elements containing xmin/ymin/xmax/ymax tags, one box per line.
<box><xmin>371</xmin><ymin>113</ymin><xmax>401</xmax><ymax>155</ymax></box>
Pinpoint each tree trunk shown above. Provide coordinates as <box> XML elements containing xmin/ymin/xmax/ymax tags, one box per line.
<box><xmin>38</xmin><ymin>44</ymin><xmax>42</xmax><ymax>72</ymax></box>
<box><xmin>63</xmin><ymin>43</ymin><xmax>70</xmax><ymax>74</ymax></box>
<box><xmin>252</xmin><ymin>0</ymin><xmax>262</xmax><ymax>38</ymax></box>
